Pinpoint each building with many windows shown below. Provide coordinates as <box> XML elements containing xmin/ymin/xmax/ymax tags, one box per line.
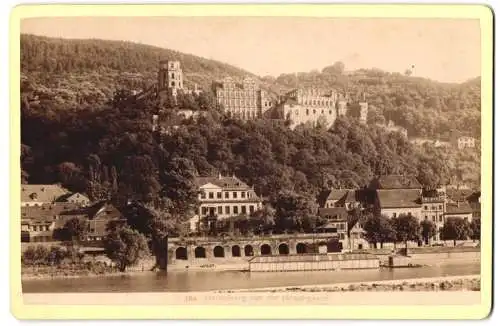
<box><xmin>421</xmin><ymin>196</ymin><xmax>446</xmax><ymax>242</ymax></box>
<box><xmin>456</xmin><ymin>136</ymin><xmax>476</xmax><ymax>149</ymax></box>
<box><xmin>189</xmin><ymin>174</ymin><xmax>262</xmax><ymax>232</ymax></box>
<box><xmin>275</xmin><ymin>88</ymin><xmax>368</xmax><ymax>129</ymax></box>
<box><xmin>213</xmin><ymin>76</ymin><xmax>275</xmax><ymax>119</ymax></box>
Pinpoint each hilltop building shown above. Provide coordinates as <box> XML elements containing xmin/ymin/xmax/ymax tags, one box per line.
<box><xmin>456</xmin><ymin>136</ymin><xmax>476</xmax><ymax>149</ymax></box>
<box><xmin>189</xmin><ymin>174</ymin><xmax>262</xmax><ymax>232</ymax></box>
<box><xmin>213</xmin><ymin>76</ymin><xmax>275</xmax><ymax>120</ymax></box>
<box><xmin>156</xmin><ymin>60</ymin><xmax>202</xmax><ymax>97</ymax></box>
<box><xmin>273</xmin><ymin>88</ymin><xmax>368</xmax><ymax>129</ymax></box>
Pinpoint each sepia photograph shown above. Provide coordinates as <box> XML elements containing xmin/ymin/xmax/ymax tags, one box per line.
<box><xmin>10</xmin><ymin>3</ymin><xmax>493</xmax><ymax>320</ymax></box>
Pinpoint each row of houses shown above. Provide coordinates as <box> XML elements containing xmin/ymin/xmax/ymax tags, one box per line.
<box><xmin>20</xmin><ymin>174</ymin><xmax>481</xmax><ymax>245</ymax></box>
<box><xmin>21</xmin><ymin>185</ymin><xmax>123</xmax><ymax>243</ymax></box>
<box><xmin>317</xmin><ymin>175</ymin><xmax>481</xmax><ymax>242</ymax></box>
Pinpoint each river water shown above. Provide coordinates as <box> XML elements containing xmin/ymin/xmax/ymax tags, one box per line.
<box><xmin>22</xmin><ymin>262</ymin><xmax>480</xmax><ymax>293</ymax></box>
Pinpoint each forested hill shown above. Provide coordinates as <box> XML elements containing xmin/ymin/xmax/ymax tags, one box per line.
<box><xmin>266</xmin><ymin>64</ymin><xmax>481</xmax><ymax>140</ymax></box>
<box><xmin>20</xmin><ymin>34</ymin><xmax>258</xmax><ymax>108</ymax></box>
<box><xmin>21</xmin><ymin>34</ymin><xmax>481</xmax><ymax>140</ymax></box>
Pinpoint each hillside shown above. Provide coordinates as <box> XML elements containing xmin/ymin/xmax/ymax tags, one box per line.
<box><xmin>266</xmin><ymin>65</ymin><xmax>481</xmax><ymax>140</ymax></box>
<box><xmin>20</xmin><ymin>35</ymin><xmax>481</xmax><ymax>141</ymax></box>
<box><xmin>20</xmin><ymin>34</ymin><xmax>259</xmax><ymax>109</ymax></box>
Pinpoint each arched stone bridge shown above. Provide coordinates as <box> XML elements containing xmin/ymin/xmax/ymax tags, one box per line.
<box><xmin>166</xmin><ymin>232</ymin><xmax>364</xmax><ymax>265</ymax></box>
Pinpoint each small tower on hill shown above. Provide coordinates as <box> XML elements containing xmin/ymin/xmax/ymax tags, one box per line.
<box><xmin>158</xmin><ymin>60</ymin><xmax>184</xmax><ymax>96</ymax></box>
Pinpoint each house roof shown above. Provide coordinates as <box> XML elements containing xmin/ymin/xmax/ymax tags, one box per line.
<box><xmin>195</xmin><ymin>175</ymin><xmax>251</xmax><ymax>190</ymax></box>
<box><xmin>87</xmin><ymin>201</ymin><xmax>123</xmax><ymax>220</ymax></box>
<box><xmin>318</xmin><ymin>207</ymin><xmax>348</xmax><ymax>220</ymax></box>
<box><xmin>56</xmin><ymin>192</ymin><xmax>90</xmax><ymax>203</ymax></box>
<box><xmin>445</xmin><ymin>202</ymin><xmax>473</xmax><ymax>215</ymax></box>
<box><xmin>318</xmin><ymin>189</ymin><xmax>351</xmax><ymax>206</ymax></box>
<box><xmin>377</xmin><ymin>189</ymin><xmax>421</xmax><ymax>208</ymax></box>
<box><xmin>369</xmin><ymin>175</ymin><xmax>422</xmax><ymax>190</ymax></box>
<box><xmin>21</xmin><ymin>203</ymin><xmax>86</xmax><ymax>226</ymax></box>
<box><xmin>21</xmin><ymin>184</ymin><xmax>70</xmax><ymax>203</ymax></box>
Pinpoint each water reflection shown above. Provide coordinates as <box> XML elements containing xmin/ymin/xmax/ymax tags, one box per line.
<box><xmin>22</xmin><ymin>262</ymin><xmax>480</xmax><ymax>293</ymax></box>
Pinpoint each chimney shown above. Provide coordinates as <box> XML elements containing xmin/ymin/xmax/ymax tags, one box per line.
<box><xmin>218</xmin><ymin>173</ymin><xmax>222</xmax><ymax>180</ymax></box>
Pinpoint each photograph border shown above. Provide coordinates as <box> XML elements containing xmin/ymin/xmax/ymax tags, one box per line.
<box><xmin>9</xmin><ymin>3</ymin><xmax>493</xmax><ymax>320</ymax></box>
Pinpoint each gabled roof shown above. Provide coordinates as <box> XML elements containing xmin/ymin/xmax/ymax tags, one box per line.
<box><xmin>21</xmin><ymin>184</ymin><xmax>70</xmax><ymax>203</ymax></box>
<box><xmin>318</xmin><ymin>207</ymin><xmax>348</xmax><ymax>220</ymax></box>
<box><xmin>56</xmin><ymin>192</ymin><xmax>90</xmax><ymax>203</ymax></box>
<box><xmin>377</xmin><ymin>189</ymin><xmax>421</xmax><ymax>209</ymax></box>
<box><xmin>21</xmin><ymin>203</ymin><xmax>85</xmax><ymax>223</ymax></box>
<box><xmin>87</xmin><ymin>201</ymin><xmax>123</xmax><ymax>220</ymax></box>
<box><xmin>195</xmin><ymin>175</ymin><xmax>251</xmax><ymax>190</ymax></box>
<box><xmin>318</xmin><ymin>189</ymin><xmax>359</xmax><ymax>208</ymax></box>
<box><xmin>369</xmin><ymin>175</ymin><xmax>422</xmax><ymax>190</ymax></box>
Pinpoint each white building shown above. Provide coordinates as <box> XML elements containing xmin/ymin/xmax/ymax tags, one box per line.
<box><xmin>189</xmin><ymin>174</ymin><xmax>262</xmax><ymax>232</ymax></box>
<box><xmin>457</xmin><ymin>136</ymin><xmax>476</xmax><ymax>149</ymax></box>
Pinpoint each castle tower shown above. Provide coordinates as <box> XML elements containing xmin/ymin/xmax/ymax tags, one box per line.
<box><xmin>158</xmin><ymin>60</ymin><xmax>184</xmax><ymax>96</ymax></box>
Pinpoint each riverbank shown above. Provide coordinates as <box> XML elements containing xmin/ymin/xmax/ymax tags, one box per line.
<box><xmin>218</xmin><ymin>274</ymin><xmax>481</xmax><ymax>293</ymax></box>
<box><xmin>21</xmin><ymin>264</ymin><xmax>156</xmax><ymax>281</ymax></box>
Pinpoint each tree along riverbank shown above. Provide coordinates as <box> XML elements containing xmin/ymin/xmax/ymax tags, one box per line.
<box><xmin>21</xmin><ymin>262</ymin><xmax>159</xmax><ymax>281</ymax></box>
<box><xmin>219</xmin><ymin>274</ymin><xmax>481</xmax><ymax>293</ymax></box>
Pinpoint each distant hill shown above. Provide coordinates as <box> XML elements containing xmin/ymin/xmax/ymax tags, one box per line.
<box><xmin>20</xmin><ymin>34</ymin><xmax>261</xmax><ymax>108</ymax></box>
<box><xmin>269</xmin><ymin>65</ymin><xmax>481</xmax><ymax>140</ymax></box>
<box><xmin>20</xmin><ymin>34</ymin><xmax>481</xmax><ymax>140</ymax></box>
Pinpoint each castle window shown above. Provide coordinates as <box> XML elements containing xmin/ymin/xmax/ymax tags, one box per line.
<box><xmin>321</xmin><ymin>110</ymin><xmax>324</xmax><ymax>114</ymax></box>
<box><xmin>329</xmin><ymin>110</ymin><xmax>332</xmax><ymax>115</ymax></box>
<box><xmin>225</xmin><ymin>206</ymin><xmax>230</xmax><ymax>214</ymax></box>
<box><xmin>209</xmin><ymin>192</ymin><xmax>214</xmax><ymax>199</ymax></box>
<box><xmin>233</xmin><ymin>192</ymin><xmax>238</xmax><ymax>198</ymax></box>
<box><xmin>233</xmin><ymin>206</ymin><xmax>238</xmax><ymax>214</ymax></box>
<box><xmin>306</xmin><ymin>109</ymin><xmax>309</xmax><ymax>115</ymax></box>
<box><xmin>217</xmin><ymin>192</ymin><xmax>222</xmax><ymax>199</ymax></box>
<box><xmin>241</xmin><ymin>192</ymin><xmax>246</xmax><ymax>198</ymax></box>
<box><xmin>218</xmin><ymin>206</ymin><xmax>223</xmax><ymax>214</ymax></box>
<box><xmin>171</xmin><ymin>73</ymin><xmax>175</xmax><ymax>78</ymax></box>
<box><xmin>313</xmin><ymin>109</ymin><xmax>316</xmax><ymax>114</ymax></box>
<box><xmin>225</xmin><ymin>192</ymin><xmax>229</xmax><ymax>199</ymax></box>
<box><xmin>171</xmin><ymin>82</ymin><xmax>175</xmax><ymax>86</ymax></box>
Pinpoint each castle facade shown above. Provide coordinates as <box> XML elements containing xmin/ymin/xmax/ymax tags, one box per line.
<box><xmin>275</xmin><ymin>88</ymin><xmax>368</xmax><ymax>129</ymax></box>
<box><xmin>213</xmin><ymin>76</ymin><xmax>275</xmax><ymax>120</ymax></box>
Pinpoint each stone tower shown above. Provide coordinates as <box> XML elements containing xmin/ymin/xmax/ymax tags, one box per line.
<box><xmin>158</xmin><ymin>60</ymin><xmax>184</xmax><ymax>96</ymax></box>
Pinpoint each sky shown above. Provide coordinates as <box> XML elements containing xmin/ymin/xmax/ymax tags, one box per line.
<box><xmin>21</xmin><ymin>17</ymin><xmax>481</xmax><ymax>83</ymax></box>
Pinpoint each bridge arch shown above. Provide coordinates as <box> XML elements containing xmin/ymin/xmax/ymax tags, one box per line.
<box><xmin>260</xmin><ymin>244</ymin><xmax>272</xmax><ymax>256</ymax></box>
<box><xmin>213</xmin><ymin>245</ymin><xmax>225</xmax><ymax>258</ymax></box>
<box><xmin>232</xmin><ymin>245</ymin><xmax>241</xmax><ymax>257</ymax></box>
<box><xmin>194</xmin><ymin>246</ymin><xmax>206</xmax><ymax>258</ymax></box>
<box><xmin>175</xmin><ymin>247</ymin><xmax>188</xmax><ymax>260</ymax></box>
<box><xmin>244</xmin><ymin>245</ymin><xmax>254</xmax><ymax>256</ymax></box>
<box><xmin>278</xmin><ymin>243</ymin><xmax>289</xmax><ymax>255</ymax></box>
<box><xmin>296</xmin><ymin>243</ymin><xmax>307</xmax><ymax>254</ymax></box>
